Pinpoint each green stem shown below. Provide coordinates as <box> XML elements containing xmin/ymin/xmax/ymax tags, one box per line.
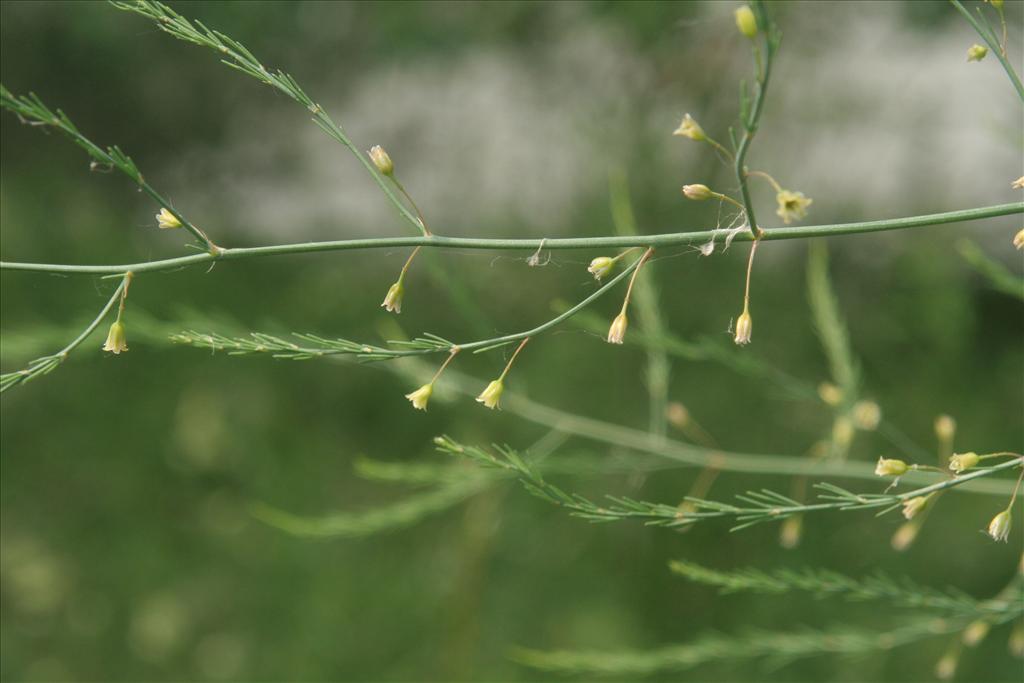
<box><xmin>3</xmin><ymin>203</ymin><xmax>1020</xmax><ymax>276</ymax></box>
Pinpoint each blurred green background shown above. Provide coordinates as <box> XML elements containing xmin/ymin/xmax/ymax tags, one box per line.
<box><xmin>1</xmin><ymin>1</ymin><xmax>1022</xmax><ymax>681</ymax></box>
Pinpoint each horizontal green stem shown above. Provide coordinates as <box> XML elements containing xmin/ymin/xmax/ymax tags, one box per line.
<box><xmin>2</xmin><ymin>203</ymin><xmax>1020</xmax><ymax>276</ymax></box>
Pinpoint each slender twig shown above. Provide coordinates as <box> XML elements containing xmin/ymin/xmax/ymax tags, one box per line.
<box><xmin>109</xmin><ymin>0</ymin><xmax>425</xmax><ymax>234</ymax></box>
<box><xmin>950</xmin><ymin>0</ymin><xmax>1024</xmax><ymax>102</ymax></box>
<box><xmin>2</xmin><ymin>203</ymin><xmax>1020</xmax><ymax>276</ymax></box>
<box><xmin>733</xmin><ymin>0</ymin><xmax>780</xmax><ymax>237</ymax></box>
<box><xmin>0</xmin><ymin>86</ymin><xmax>221</xmax><ymax>254</ymax></box>
<box><xmin>0</xmin><ymin>274</ymin><xmax>130</xmax><ymax>391</ymax></box>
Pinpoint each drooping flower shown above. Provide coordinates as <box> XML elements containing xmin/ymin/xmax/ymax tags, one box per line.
<box><xmin>475</xmin><ymin>379</ymin><xmax>505</xmax><ymax>410</ymax></box>
<box><xmin>606</xmin><ymin>312</ymin><xmax>628</xmax><ymax>345</ymax></box>
<box><xmin>853</xmin><ymin>400</ymin><xmax>881</xmax><ymax>430</ymax></box>
<box><xmin>733</xmin><ymin>310</ymin><xmax>752</xmax><ymax>345</ymax></box>
<box><xmin>381</xmin><ymin>281</ymin><xmax>404</xmax><ymax>314</ymax></box>
<box><xmin>967</xmin><ymin>44</ymin><xmax>988</xmax><ymax>62</ymax></box>
<box><xmin>775</xmin><ymin>190</ymin><xmax>813</xmax><ymax>224</ymax></box>
<box><xmin>102</xmin><ymin>321</ymin><xmax>128</xmax><ymax>354</ymax></box>
<box><xmin>901</xmin><ymin>495</ymin><xmax>930</xmax><ymax>520</ymax></box>
<box><xmin>987</xmin><ymin>509</ymin><xmax>1012</xmax><ymax>542</ymax></box>
<box><xmin>405</xmin><ymin>383</ymin><xmax>433</xmax><ymax>411</ymax></box>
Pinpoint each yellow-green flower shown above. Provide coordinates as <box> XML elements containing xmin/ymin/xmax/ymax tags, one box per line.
<box><xmin>404</xmin><ymin>383</ymin><xmax>433</xmax><ymax>411</ymax></box>
<box><xmin>476</xmin><ymin>379</ymin><xmax>505</xmax><ymax>410</ymax></box>
<box><xmin>682</xmin><ymin>184</ymin><xmax>713</xmax><ymax>201</ymax></box>
<box><xmin>875</xmin><ymin>457</ymin><xmax>908</xmax><ymax>477</ymax></box>
<box><xmin>587</xmin><ymin>256</ymin><xmax>615</xmax><ymax>281</ymax></box>
<box><xmin>102</xmin><ymin>321</ymin><xmax>128</xmax><ymax>354</ymax></box>
<box><xmin>734</xmin><ymin>5</ymin><xmax>758</xmax><ymax>38</ymax></box>
<box><xmin>381</xmin><ymin>281</ymin><xmax>404</xmax><ymax>314</ymax></box>
<box><xmin>606</xmin><ymin>312</ymin><xmax>628</xmax><ymax>345</ymax></box>
<box><xmin>948</xmin><ymin>452</ymin><xmax>979</xmax><ymax>474</ymax></box>
<box><xmin>967</xmin><ymin>44</ymin><xmax>988</xmax><ymax>62</ymax></box>
<box><xmin>733</xmin><ymin>310</ymin><xmax>752</xmax><ymax>345</ymax></box>
<box><xmin>368</xmin><ymin>145</ymin><xmax>394</xmax><ymax>176</ymax></box>
<box><xmin>672</xmin><ymin>113</ymin><xmax>705</xmax><ymax>141</ymax></box>
<box><xmin>775</xmin><ymin>190</ymin><xmax>812</xmax><ymax>224</ymax></box>
<box><xmin>987</xmin><ymin>509</ymin><xmax>1011</xmax><ymax>542</ymax></box>
<box><xmin>156</xmin><ymin>207</ymin><xmax>182</xmax><ymax>230</ymax></box>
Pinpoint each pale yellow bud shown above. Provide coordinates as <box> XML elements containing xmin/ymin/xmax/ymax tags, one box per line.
<box><xmin>666</xmin><ymin>402</ymin><xmax>690</xmax><ymax>429</ymax></box>
<box><xmin>1009</xmin><ymin>621</ymin><xmax>1024</xmax><ymax>658</ymax></box>
<box><xmin>967</xmin><ymin>44</ymin><xmax>988</xmax><ymax>62</ymax></box>
<box><xmin>734</xmin><ymin>5</ymin><xmax>758</xmax><ymax>38</ymax></box>
<box><xmin>875</xmin><ymin>457</ymin><xmax>908</xmax><ymax>477</ymax></box>
<box><xmin>155</xmin><ymin>207</ymin><xmax>182</xmax><ymax>230</ymax></box>
<box><xmin>988</xmin><ymin>0</ymin><xmax>1004</xmax><ymax>10</ymax></box>
<box><xmin>853</xmin><ymin>400</ymin><xmax>881</xmax><ymax>430</ymax></box>
<box><xmin>949</xmin><ymin>452</ymin><xmax>979</xmax><ymax>474</ymax></box>
<box><xmin>988</xmin><ymin>509</ymin><xmax>1012</xmax><ymax>542</ymax></box>
<box><xmin>102</xmin><ymin>321</ymin><xmax>128</xmax><ymax>354</ymax></box>
<box><xmin>935</xmin><ymin>651</ymin><xmax>958</xmax><ymax>681</ymax></box>
<box><xmin>891</xmin><ymin>521</ymin><xmax>920</xmax><ymax>551</ymax></box>
<box><xmin>606</xmin><ymin>312</ymin><xmax>628</xmax><ymax>345</ymax></box>
<box><xmin>902</xmin><ymin>495</ymin><xmax>930</xmax><ymax>520</ymax></box>
<box><xmin>832</xmin><ymin>416</ymin><xmax>854</xmax><ymax>447</ymax></box>
<box><xmin>588</xmin><ymin>256</ymin><xmax>615</xmax><ymax>281</ymax></box>
<box><xmin>779</xmin><ymin>515</ymin><xmax>802</xmax><ymax>549</ymax></box>
<box><xmin>368</xmin><ymin>145</ymin><xmax>394</xmax><ymax>176</ymax></box>
<box><xmin>934</xmin><ymin>414</ymin><xmax>956</xmax><ymax>442</ymax></box>
<box><xmin>672</xmin><ymin>113</ymin><xmax>706</xmax><ymax>141</ymax></box>
<box><xmin>682</xmin><ymin>184</ymin><xmax>712</xmax><ymax>201</ymax></box>
<box><xmin>475</xmin><ymin>379</ymin><xmax>505</xmax><ymax>410</ymax></box>
<box><xmin>818</xmin><ymin>382</ymin><xmax>842</xmax><ymax>406</ymax></box>
<box><xmin>1014</xmin><ymin>229</ymin><xmax>1024</xmax><ymax>250</ymax></box>
<box><xmin>962</xmin><ymin>620</ymin><xmax>991</xmax><ymax>647</ymax></box>
<box><xmin>1012</xmin><ymin>176</ymin><xmax>1024</xmax><ymax>189</ymax></box>
<box><xmin>404</xmin><ymin>383</ymin><xmax>433</xmax><ymax>411</ymax></box>
<box><xmin>381</xmin><ymin>281</ymin><xmax>404</xmax><ymax>314</ymax></box>
<box><xmin>733</xmin><ymin>310</ymin><xmax>752</xmax><ymax>345</ymax></box>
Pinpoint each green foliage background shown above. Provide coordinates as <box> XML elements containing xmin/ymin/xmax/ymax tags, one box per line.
<box><xmin>1</xmin><ymin>1</ymin><xmax>1022</xmax><ymax>681</ymax></box>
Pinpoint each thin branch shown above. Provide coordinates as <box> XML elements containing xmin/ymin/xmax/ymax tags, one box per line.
<box><xmin>950</xmin><ymin>0</ymin><xmax>1024</xmax><ymax>102</ymax></box>
<box><xmin>0</xmin><ymin>274</ymin><xmax>130</xmax><ymax>392</ymax></box>
<box><xmin>2</xmin><ymin>202</ymin><xmax>1020</xmax><ymax>276</ymax></box>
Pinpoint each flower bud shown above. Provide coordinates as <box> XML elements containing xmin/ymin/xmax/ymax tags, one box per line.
<box><xmin>853</xmin><ymin>400</ymin><xmax>881</xmax><ymax>430</ymax></box>
<box><xmin>935</xmin><ymin>650</ymin><xmax>959</xmax><ymax>681</ymax></box>
<box><xmin>666</xmin><ymin>402</ymin><xmax>690</xmax><ymax>429</ymax></box>
<box><xmin>405</xmin><ymin>383</ymin><xmax>433</xmax><ymax>411</ymax></box>
<box><xmin>381</xmin><ymin>281</ymin><xmax>404</xmax><ymax>314</ymax></box>
<box><xmin>779</xmin><ymin>515</ymin><xmax>802</xmax><ymax>549</ymax></box>
<box><xmin>1012</xmin><ymin>176</ymin><xmax>1024</xmax><ymax>189</ymax></box>
<box><xmin>156</xmin><ymin>207</ymin><xmax>182</xmax><ymax>230</ymax></box>
<box><xmin>832</xmin><ymin>416</ymin><xmax>854</xmax><ymax>447</ymax></box>
<box><xmin>102</xmin><ymin>321</ymin><xmax>128</xmax><ymax>354</ymax></box>
<box><xmin>368</xmin><ymin>145</ymin><xmax>394</xmax><ymax>176</ymax></box>
<box><xmin>682</xmin><ymin>184</ymin><xmax>712</xmax><ymax>201</ymax></box>
<box><xmin>733</xmin><ymin>310</ymin><xmax>752</xmax><ymax>345</ymax></box>
<box><xmin>606</xmin><ymin>312</ymin><xmax>628</xmax><ymax>345</ymax></box>
<box><xmin>475</xmin><ymin>379</ymin><xmax>505</xmax><ymax>410</ymax></box>
<box><xmin>672</xmin><ymin>113</ymin><xmax>706</xmax><ymax>141</ymax></box>
<box><xmin>949</xmin><ymin>452</ymin><xmax>979</xmax><ymax>474</ymax></box>
<box><xmin>588</xmin><ymin>256</ymin><xmax>615</xmax><ymax>281</ymax></box>
<box><xmin>967</xmin><ymin>44</ymin><xmax>988</xmax><ymax>62</ymax></box>
<box><xmin>902</xmin><ymin>495</ymin><xmax>930</xmax><ymax>520</ymax></box>
<box><xmin>962</xmin><ymin>620</ymin><xmax>991</xmax><ymax>648</ymax></box>
<box><xmin>818</xmin><ymin>382</ymin><xmax>842</xmax><ymax>406</ymax></box>
<box><xmin>891</xmin><ymin>521</ymin><xmax>920</xmax><ymax>551</ymax></box>
<box><xmin>1009</xmin><ymin>621</ymin><xmax>1024</xmax><ymax>658</ymax></box>
<box><xmin>734</xmin><ymin>5</ymin><xmax>758</xmax><ymax>38</ymax></box>
<box><xmin>934</xmin><ymin>414</ymin><xmax>956</xmax><ymax>442</ymax></box>
<box><xmin>988</xmin><ymin>509</ymin><xmax>1012</xmax><ymax>542</ymax></box>
<box><xmin>875</xmin><ymin>457</ymin><xmax>908</xmax><ymax>477</ymax></box>
<box><xmin>988</xmin><ymin>0</ymin><xmax>1004</xmax><ymax>10</ymax></box>
<box><xmin>1014</xmin><ymin>228</ymin><xmax>1024</xmax><ymax>250</ymax></box>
